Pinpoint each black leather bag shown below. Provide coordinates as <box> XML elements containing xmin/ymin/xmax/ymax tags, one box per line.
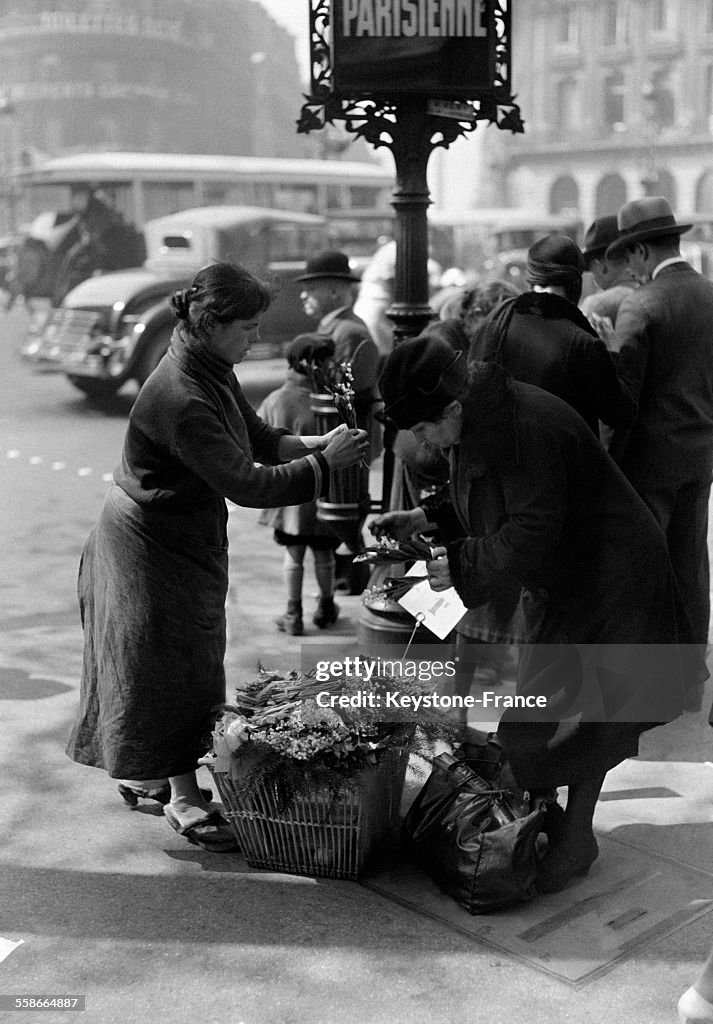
<box><xmin>402</xmin><ymin>751</ymin><xmax>545</xmax><ymax>914</ymax></box>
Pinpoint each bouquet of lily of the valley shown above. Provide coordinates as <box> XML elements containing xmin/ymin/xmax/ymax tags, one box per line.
<box><xmin>353</xmin><ymin>536</ymin><xmax>439</xmax><ymax>565</ymax></box>
<box><xmin>206</xmin><ymin>663</ymin><xmax>457</xmax><ymax>806</ymax></box>
<box><xmin>301</xmin><ymin>358</ymin><xmax>358</xmax><ymax>429</ymax></box>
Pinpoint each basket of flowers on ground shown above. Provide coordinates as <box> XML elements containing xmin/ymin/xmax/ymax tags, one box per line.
<box><xmin>201</xmin><ymin>663</ymin><xmax>455</xmax><ymax>880</ymax></box>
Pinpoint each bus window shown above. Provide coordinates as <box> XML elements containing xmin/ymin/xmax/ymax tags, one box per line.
<box><xmin>274</xmin><ymin>185</ymin><xmax>320</xmax><ymax>215</ymax></box>
<box><xmin>143</xmin><ymin>181</ymin><xmax>197</xmax><ymax>221</ymax></box>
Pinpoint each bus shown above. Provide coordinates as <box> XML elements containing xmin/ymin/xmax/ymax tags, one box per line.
<box><xmin>12</xmin><ymin>150</ymin><xmax>394</xmax><ymax>251</ymax></box>
<box><xmin>428</xmin><ymin>207</ymin><xmax>584</xmax><ymax>284</ymax></box>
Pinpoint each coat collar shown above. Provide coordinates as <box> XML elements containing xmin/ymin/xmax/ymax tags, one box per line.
<box><xmin>513</xmin><ymin>290</ymin><xmax>597</xmax><ymax>335</ymax></box>
<box><xmin>169</xmin><ymin>327</ymin><xmax>235</xmax><ymax>383</ymax></box>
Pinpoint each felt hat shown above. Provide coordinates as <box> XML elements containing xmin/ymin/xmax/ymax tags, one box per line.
<box><xmin>379</xmin><ymin>333</ymin><xmax>468</xmax><ymax>430</ymax></box>
<box><xmin>582</xmin><ymin>215</ymin><xmax>621</xmax><ymax>268</ymax></box>
<box><xmin>295</xmin><ymin>250</ymin><xmax>359</xmax><ymax>282</ymax></box>
<box><xmin>605</xmin><ymin>197</ymin><xmax>691</xmax><ymax>257</ymax></box>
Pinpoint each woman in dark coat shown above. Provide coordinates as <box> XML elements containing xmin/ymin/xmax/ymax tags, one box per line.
<box><xmin>470</xmin><ymin>234</ymin><xmax>635</xmax><ymax>440</ymax></box>
<box><xmin>66</xmin><ymin>262</ymin><xmax>368</xmax><ymax>852</ymax></box>
<box><xmin>373</xmin><ymin>330</ymin><xmax>705</xmax><ymax>893</ymax></box>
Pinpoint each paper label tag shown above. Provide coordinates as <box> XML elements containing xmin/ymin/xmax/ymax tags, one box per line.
<box><xmin>397</xmin><ymin>560</ymin><xmax>467</xmax><ymax>640</ymax></box>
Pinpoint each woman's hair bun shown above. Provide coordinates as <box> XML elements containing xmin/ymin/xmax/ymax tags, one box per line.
<box><xmin>170</xmin><ymin>287</ymin><xmax>193</xmax><ymax>320</ymax></box>
<box><xmin>174</xmin><ymin>284</ymin><xmax>201</xmax><ymax>319</ymax></box>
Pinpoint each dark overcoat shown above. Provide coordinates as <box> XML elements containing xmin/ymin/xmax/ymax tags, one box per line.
<box><xmin>471</xmin><ymin>292</ymin><xmax>635</xmax><ymax>438</ymax></box>
<box><xmin>432</xmin><ymin>365</ymin><xmax>705</xmax><ymax>788</ymax></box>
<box><xmin>609</xmin><ymin>261</ymin><xmax>713</xmax><ymax>484</ymax></box>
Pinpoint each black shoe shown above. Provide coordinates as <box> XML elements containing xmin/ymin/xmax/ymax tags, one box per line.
<box><xmin>275</xmin><ymin>601</ymin><xmax>303</xmax><ymax>636</ymax></box>
<box><xmin>313</xmin><ymin>597</ymin><xmax>339</xmax><ymax>629</ymax></box>
<box><xmin>536</xmin><ymin>836</ymin><xmax>599</xmax><ymax>894</ymax></box>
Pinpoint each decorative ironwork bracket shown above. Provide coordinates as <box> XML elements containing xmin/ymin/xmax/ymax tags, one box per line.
<box><xmin>297</xmin><ymin>0</ymin><xmax>524</xmax><ymax>150</ymax></box>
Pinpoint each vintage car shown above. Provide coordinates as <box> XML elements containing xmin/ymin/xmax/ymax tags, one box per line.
<box><xmin>26</xmin><ymin>205</ymin><xmax>329</xmax><ymax>400</ymax></box>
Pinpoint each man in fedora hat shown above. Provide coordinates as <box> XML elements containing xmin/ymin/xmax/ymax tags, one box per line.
<box><xmin>604</xmin><ymin>195</ymin><xmax>713</xmax><ymax>647</ymax></box>
<box><xmin>297</xmin><ymin>250</ymin><xmax>381</xmax><ymax>434</ymax></box>
<box><xmin>580</xmin><ymin>214</ymin><xmax>638</xmax><ymax>330</ymax></box>
<box><xmin>297</xmin><ymin>249</ymin><xmax>382</xmax><ymax>593</ymax></box>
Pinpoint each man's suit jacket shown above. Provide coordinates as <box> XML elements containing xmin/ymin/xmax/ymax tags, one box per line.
<box><xmin>317</xmin><ymin>307</ymin><xmax>383</xmax><ymax>459</ymax></box>
<box><xmin>610</xmin><ymin>262</ymin><xmax>713</xmax><ymax>486</ymax></box>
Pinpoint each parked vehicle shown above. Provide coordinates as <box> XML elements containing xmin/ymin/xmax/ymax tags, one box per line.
<box><xmin>25</xmin><ymin>205</ymin><xmax>329</xmax><ymax>401</ymax></box>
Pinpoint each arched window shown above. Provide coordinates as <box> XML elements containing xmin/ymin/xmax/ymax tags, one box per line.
<box><xmin>696</xmin><ymin>171</ymin><xmax>713</xmax><ymax>213</ymax></box>
<box><xmin>595</xmin><ymin>174</ymin><xmax>627</xmax><ymax>216</ymax></box>
<box><xmin>550</xmin><ymin>176</ymin><xmax>580</xmax><ymax>215</ymax></box>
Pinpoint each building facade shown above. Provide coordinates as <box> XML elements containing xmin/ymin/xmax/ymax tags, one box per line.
<box><xmin>498</xmin><ymin>0</ymin><xmax>713</xmax><ymax>223</ymax></box>
<box><xmin>0</xmin><ymin>0</ymin><xmax>314</xmax><ymax>164</ymax></box>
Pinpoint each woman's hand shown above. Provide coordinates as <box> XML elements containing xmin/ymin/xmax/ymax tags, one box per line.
<box><xmin>322</xmin><ymin>427</ymin><xmax>369</xmax><ymax>470</ymax></box>
<box><xmin>320</xmin><ymin>423</ymin><xmax>351</xmax><ymax>447</ymax></box>
<box><xmin>369</xmin><ymin>508</ymin><xmax>428</xmax><ymax>542</ymax></box>
<box><xmin>426</xmin><ymin>547</ymin><xmax>452</xmax><ymax>591</ymax></box>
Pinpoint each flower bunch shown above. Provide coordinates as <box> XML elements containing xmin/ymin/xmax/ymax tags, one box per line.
<box><xmin>369</xmin><ymin>575</ymin><xmax>430</xmax><ymax>602</ymax></box>
<box><xmin>206</xmin><ymin>663</ymin><xmax>456</xmax><ymax>804</ymax></box>
<box><xmin>301</xmin><ymin>358</ymin><xmax>357</xmax><ymax>429</ymax></box>
<box><xmin>353</xmin><ymin>536</ymin><xmax>438</xmax><ymax>565</ymax></box>
<box><xmin>328</xmin><ymin>361</ymin><xmax>357</xmax><ymax>430</ymax></box>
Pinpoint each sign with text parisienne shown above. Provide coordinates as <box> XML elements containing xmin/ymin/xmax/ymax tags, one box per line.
<box><xmin>330</xmin><ymin>0</ymin><xmax>495</xmax><ymax>96</ymax></box>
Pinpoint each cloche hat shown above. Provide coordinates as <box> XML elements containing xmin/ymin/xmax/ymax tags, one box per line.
<box><xmin>379</xmin><ymin>333</ymin><xmax>468</xmax><ymax>430</ymax></box>
<box><xmin>582</xmin><ymin>215</ymin><xmax>620</xmax><ymax>268</ymax></box>
<box><xmin>295</xmin><ymin>250</ymin><xmax>360</xmax><ymax>282</ymax></box>
<box><xmin>605</xmin><ymin>197</ymin><xmax>691</xmax><ymax>257</ymax></box>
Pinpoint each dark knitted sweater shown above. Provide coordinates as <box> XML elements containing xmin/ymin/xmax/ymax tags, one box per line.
<box><xmin>115</xmin><ymin>329</ymin><xmax>328</xmax><ymax>512</ymax></box>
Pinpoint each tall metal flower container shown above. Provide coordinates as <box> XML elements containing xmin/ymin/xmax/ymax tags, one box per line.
<box><xmin>310</xmin><ymin>392</ymin><xmax>370</xmax><ymax>547</ymax></box>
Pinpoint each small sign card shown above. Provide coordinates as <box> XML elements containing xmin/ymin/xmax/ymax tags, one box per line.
<box><xmin>397</xmin><ymin>560</ymin><xmax>467</xmax><ymax>639</ymax></box>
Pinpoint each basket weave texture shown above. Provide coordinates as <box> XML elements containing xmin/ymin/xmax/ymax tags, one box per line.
<box><xmin>207</xmin><ymin>750</ymin><xmax>409</xmax><ymax>880</ymax></box>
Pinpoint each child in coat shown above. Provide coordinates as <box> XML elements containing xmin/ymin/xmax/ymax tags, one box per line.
<box><xmin>258</xmin><ymin>334</ymin><xmax>340</xmax><ymax>635</ymax></box>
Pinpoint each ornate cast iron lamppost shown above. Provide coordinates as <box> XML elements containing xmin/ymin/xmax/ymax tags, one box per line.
<box><xmin>298</xmin><ymin>0</ymin><xmax>524</xmax><ymax>350</ymax></box>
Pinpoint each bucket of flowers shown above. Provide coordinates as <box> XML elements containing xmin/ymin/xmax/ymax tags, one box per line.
<box><xmin>201</xmin><ymin>662</ymin><xmax>456</xmax><ymax>880</ymax></box>
<box><xmin>303</xmin><ymin>357</ymin><xmax>370</xmax><ymax>527</ymax></box>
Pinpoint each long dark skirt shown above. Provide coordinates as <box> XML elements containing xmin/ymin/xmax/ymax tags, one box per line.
<box><xmin>497</xmin><ymin>574</ymin><xmax>707</xmax><ymax>790</ymax></box>
<box><xmin>66</xmin><ymin>485</ymin><xmax>229</xmax><ymax>779</ymax></box>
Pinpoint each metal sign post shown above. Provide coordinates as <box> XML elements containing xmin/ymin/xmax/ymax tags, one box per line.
<box><xmin>298</xmin><ymin>1</ymin><xmax>524</xmax><ymax>641</ymax></box>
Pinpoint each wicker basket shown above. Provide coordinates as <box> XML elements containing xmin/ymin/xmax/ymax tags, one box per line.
<box><xmin>207</xmin><ymin>750</ymin><xmax>409</xmax><ymax>880</ymax></box>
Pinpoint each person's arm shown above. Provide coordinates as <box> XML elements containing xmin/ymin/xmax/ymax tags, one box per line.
<box><xmin>607</xmin><ymin>293</ymin><xmax>651</xmax><ymax>410</ymax></box>
<box><xmin>257</xmin><ymin>391</ymin><xmax>334</xmax><ymax>462</ymax></box>
<box><xmin>569</xmin><ymin>333</ymin><xmax>637</xmax><ymax>428</ymax></box>
<box><xmin>276</xmin><ymin>427</ymin><xmax>352</xmax><ymax>462</ymax></box>
<box><xmin>174</xmin><ymin>398</ymin><xmax>327</xmax><ymax>508</ymax></box>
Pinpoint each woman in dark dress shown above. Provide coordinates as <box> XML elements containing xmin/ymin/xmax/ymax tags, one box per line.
<box><xmin>373</xmin><ymin>330</ymin><xmax>705</xmax><ymax>893</ymax></box>
<box><xmin>66</xmin><ymin>262</ymin><xmax>368</xmax><ymax>852</ymax></box>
